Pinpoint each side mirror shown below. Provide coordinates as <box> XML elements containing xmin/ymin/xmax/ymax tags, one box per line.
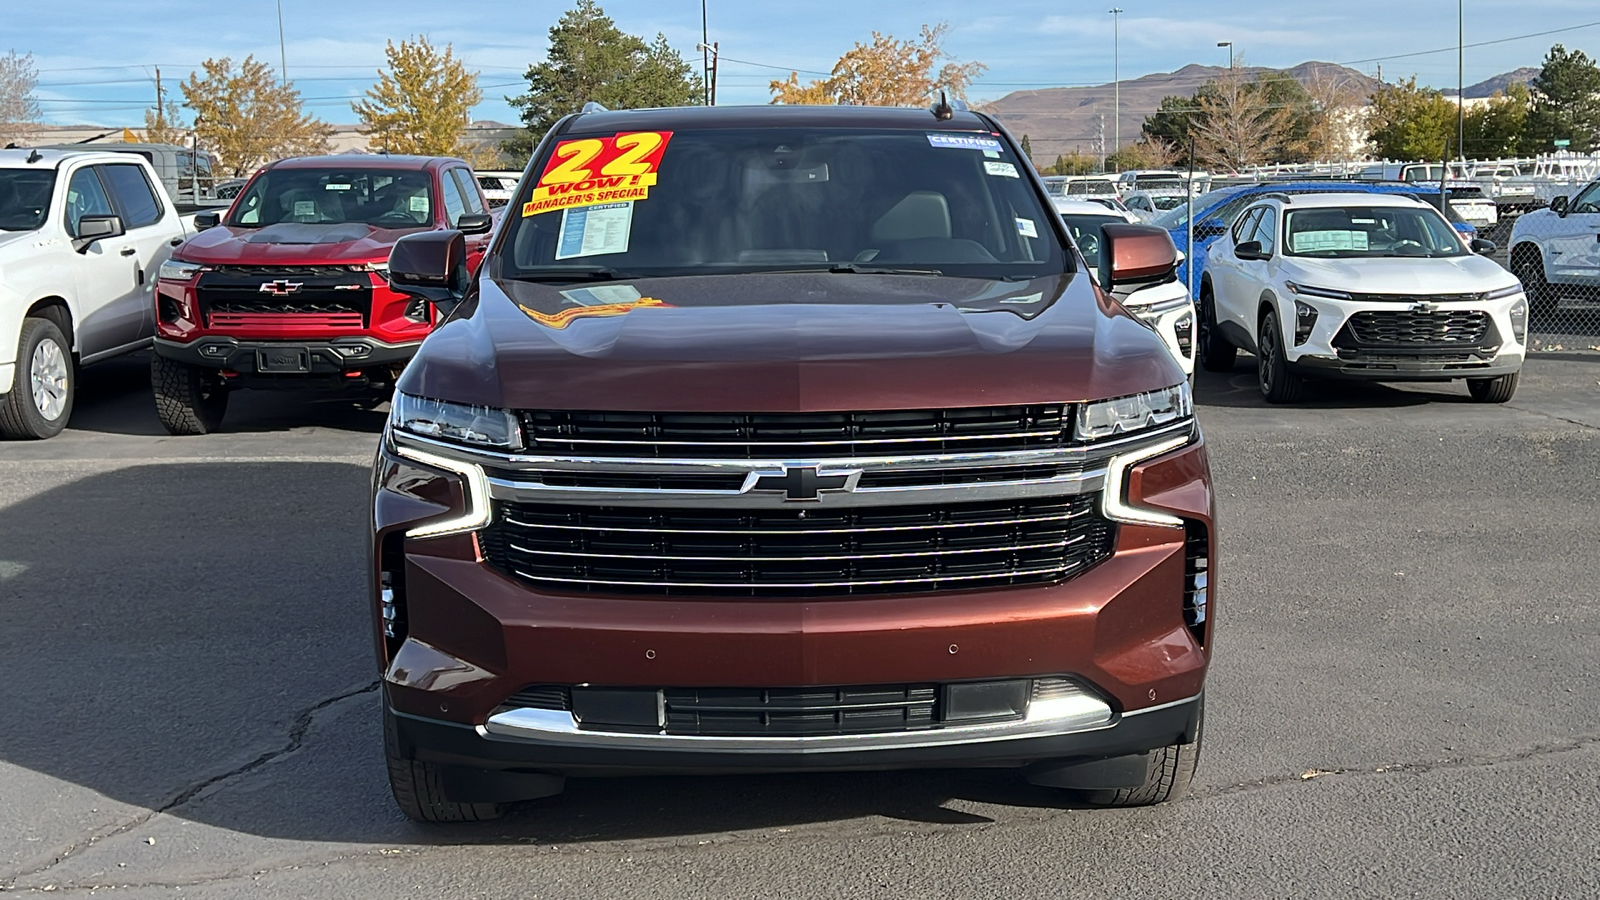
<box><xmin>389</xmin><ymin>230</ymin><xmax>470</xmax><ymax>319</ymax></box>
<box><xmin>193</xmin><ymin>211</ymin><xmax>221</xmax><ymax>230</ymax></box>
<box><xmin>456</xmin><ymin>213</ymin><xmax>493</xmax><ymax>235</ymax></box>
<box><xmin>1099</xmin><ymin>223</ymin><xmax>1178</xmax><ymax>293</ymax></box>
<box><xmin>1194</xmin><ymin>218</ymin><xmax>1228</xmax><ymax>239</ymax></box>
<box><xmin>1470</xmin><ymin>238</ymin><xmax>1497</xmax><ymax>255</ymax></box>
<box><xmin>73</xmin><ymin>215</ymin><xmax>124</xmax><ymax>253</ymax></box>
<box><xmin>1549</xmin><ymin>195</ymin><xmax>1569</xmax><ymax>216</ymax></box>
<box><xmin>1233</xmin><ymin>240</ymin><xmax>1269</xmax><ymax>261</ymax></box>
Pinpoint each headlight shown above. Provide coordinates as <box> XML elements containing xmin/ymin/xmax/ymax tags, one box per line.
<box><xmin>1076</xmin><ymin>383</ymin><xmax>1193</xmax><ymax>441</ymax></box>
<box><xmin>366</xmin><ymin>261</ymin><xmax>390</xmax><ymax>283</ymax></box>
<box><xmin>158</xmin><ymin>259</ymin><xmax>203</xmax><ymax>281</ymax></box>
<box><xmin>1286</xmin><ymin>281</ymin><xmax>1352</xmax><ymax>301</ymax></box>
<box><xmin>390</xmin><ymin>392</ymin><xmax>522</xmax><ymax>450</ymax></box>
<box><xmin>1509</xmin><ymin>297</ymin><xmax>1528</xmax><ymax>343</ymax></box>
<box><xmin>1484</xmin><ymin>284</ymin><xmax>1524</xmax><ymax>301</ymax></box>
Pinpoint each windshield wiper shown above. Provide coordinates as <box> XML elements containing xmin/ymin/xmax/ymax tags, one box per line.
<box><xmin>824</xmin><ymin>263</ymin><xmax>943</xmax><ymax>276</ymax></box>
<box><xmin>510</xmin><ymin>266</ymin><xmax>628</xmax><ymax>282</ymax></box>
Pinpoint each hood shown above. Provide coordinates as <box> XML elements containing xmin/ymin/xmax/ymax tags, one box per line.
<box><xmin>0</xmin><ymin>230</ymin><xmax>37</xmax><ymax>255</ymax></box>
<box><xmin>398</xmin><ymin>271</ymin><xmax>1183</xmax><ymax>412</ymax></box>
<box><xmin>1282</xmin><ymin>255</ymin><xmax>1519</xmax><ymax>295</ymax></box>
<box><xmin>175</xmin><ymin>222</ymin><xmax>427</xmax><ymax>265</ymax></box>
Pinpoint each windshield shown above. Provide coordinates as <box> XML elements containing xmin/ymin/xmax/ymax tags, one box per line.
<box><xmin>1058</xmin><ymin>213</ymin><xmax>1125</xmax><ymax>267</ymax></box>
<box><xmin>1145</xmin><ymin>195</ymin><xmax>1185</xmax><ymax>211</ymax></box>
<box><xmin>0</xmin><ymin>169</ymin><xmax>56</xmax><ymax>231</ymax></box>
<box><xmin>499</xmin><ymin>127</ymin><xmax>1069</xmax><ymax>281</ymax></box>
<box><xmin>1569</xmin><ymin>181</ymin><xmax>1600</xmax><ymax>214</ymax></box>
<box><xmin>1285</xmin><ymin>205</ymin><xmax>1467</xmax><ymax>258</ymax></box>
<box><xmin>227</xmin><ymin>167</ymin><xmax>435</xmax><ymax>228</ymax></box>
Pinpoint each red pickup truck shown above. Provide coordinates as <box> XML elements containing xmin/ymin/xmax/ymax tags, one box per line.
<box><xmin>152</xmin><ymin>154</ymin><xmax>494</xmax><ymax>433</ymax></box>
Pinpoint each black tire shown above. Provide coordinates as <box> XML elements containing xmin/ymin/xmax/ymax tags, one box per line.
<box><xmin>1078</xmin><ymin>714</ymin><xmax>1203</xmax><ymax>807</ymax></box>
<box><xmin>1197</xmin><ymin>284</ymin><xmax>1237</xmax><ymax>373</ymax></box>
<box><xmin>1511</xmin><ymin>246</ymin><xmax>1554</xmax><ymax>315</ymax></box>
<box><xmin>151</xmin><ymin>353</ymin><xmax>229</xmax><ymax>435</ymax></box>
<box><xmin>1467</xmin><ymin>371</ymin><xmax>1519</xmax><ymax>403</ymax></box>
<box><xmin>1257</xmin><ymin>309</ymin><xmax>1306</xmax><ymax>404</ymax></box>
<box><xmin>0</xmin><ymin>317</ymin><xmax>74</xmax><ymax>440</ymax></box>
<box><xmin>383</xmin><ymin>706</ymin><xmax>504</xmax><ymax>823</ymax></box>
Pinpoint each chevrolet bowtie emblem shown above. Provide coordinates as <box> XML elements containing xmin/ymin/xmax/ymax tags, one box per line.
<box><xmin>259</xmin><ymin>279</ymin><xmax>303</xmax><ymax>295</ymax></box>
<box><xmin>743</xmin><ymin>465</ymin><xmax>862</xmax><ymax>502</ymax></box>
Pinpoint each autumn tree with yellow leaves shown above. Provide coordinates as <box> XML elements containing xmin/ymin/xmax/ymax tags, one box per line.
<box><xmin>354</xmin><ymin>37</ymin><xmax>492</xmax><ymax>164</ymax></box>
<box><xmin>770</xmin><ymin>24</ymin><xmax>984</xmax><ymax>107</ymax></box>
<box><xmin>179</xmin><ymin>56</ymin><xmax>334</xmax><ymax>175</ymax></box>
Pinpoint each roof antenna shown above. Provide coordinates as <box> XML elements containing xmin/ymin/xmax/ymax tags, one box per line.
<box><xmin>25</xmin><ymin>149</ymin><xmax>42</xmax><ymax>164</ymax></box>
<box><xmin>931</xmin><ymin>90</ymin><xmax>954</xmax><ymax>121</ymax></box>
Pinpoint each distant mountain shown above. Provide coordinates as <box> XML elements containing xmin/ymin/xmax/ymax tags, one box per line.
<box><xmin>984</xmin><ymin>61</ymin><xmax>1382</xmax><ymax>159</ymax></box>
<box><xmin>1445</xmin><ymin>67</ymin><xmax>1539</xmax><ymax>99</ymax></box>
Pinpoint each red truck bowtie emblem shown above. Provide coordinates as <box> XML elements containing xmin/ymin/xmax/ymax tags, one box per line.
<box><xmin>259</xmin><ymin>279</ymin><xmax>303</xmax><ymax>295</ymax></box>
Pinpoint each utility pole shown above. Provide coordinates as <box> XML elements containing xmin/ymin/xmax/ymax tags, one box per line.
<box><xmin>154</xmin><ymin>67</ymin><xmax>163</xmax><ymax>123</ymax></box>
<box><xmin>701</xmin><ymin>0</ymin><xmax>710</xmax><ymax>106</ymax></box>
<box><xmin>710</xmin><ymin>42</ymin><xmax>719</xmax><ymax>106</ymax></box>
<box><xmin>1109</xmin><ymin>7</ymin><xmax>1123</xmax><ymax>159</ymax></box>
<box><xmin>277</xmin><ymin>0</ymin><xmax>288</xmax><ymax>85</ymax></box>
<box><xmin>1457</xmin><ymin>0</ymin><xmax>1465</xmax><ymax>161</ymax></box>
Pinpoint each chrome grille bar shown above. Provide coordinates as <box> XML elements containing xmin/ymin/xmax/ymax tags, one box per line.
<box><xmin>508</xmin><ymin>534</ymin><xmax>1088</xmax><ymax>563</ymax></box>
<box><xmin>503</xmin><ymin>507</ymin><xmax>1092</xmax><ymax>535</ymax></box>
<box><xmin>509</xmin><ymin>561</ymin><xmax>1095</xmax><ymax>591</ymax></box>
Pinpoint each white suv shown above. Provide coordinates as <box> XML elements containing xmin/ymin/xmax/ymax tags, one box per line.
<box><xmin>1198</xmin><ymin>192</ymin><xmax>1526</xmax><ymax>403</ymax></box>
<box><xmin>1507</xmin><ymin>178</ymin><xmax>1600</xmax><ymax>314</ymax></box>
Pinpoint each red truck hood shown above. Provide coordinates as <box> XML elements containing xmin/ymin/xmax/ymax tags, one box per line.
<box><xmin>176</xmin><ymin>222</ymin><xmax>426</xmax><ymax>266</ymax></box>
<box><xmin>397</xmin><ymin>271</ymin><xmax>1184</xmax><ymax>412</ymax></box>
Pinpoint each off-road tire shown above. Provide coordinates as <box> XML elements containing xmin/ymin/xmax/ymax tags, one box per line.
<box><xmin>1510</xmin><ymin>246</ymin><xmax>1554</xmax><ymax>315</ymax></box>
<box><xmin>1197</xmin><ymin>285</ymin><xmax>1237</xmax><ymax>372</ymax></box>
<box><xmin>384</xmin><ymin>706</ymin><xmax>504</xmax><ymax>823</ymax></box>
<box><xmin>0</xmin><ymin>317</ymin><xmax>74</xmax><ymax>440</ymax></box>
<box><xmin>1467</xmin><ymin>372</ymin><xmax>1519</xmax><ymax>403</ymax></box>
<box><xmin>151</xmin><ymin>353</ymin><xmax>228</xmax><ymax>435</ymax></box>
<box><xmin>1257</xmin><ymin>309</ymin><xmax>1306</xmax><ymax>404</ymax></box>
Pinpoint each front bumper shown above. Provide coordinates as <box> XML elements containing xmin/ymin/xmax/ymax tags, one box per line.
<box><xmin>1283</xmin><ymin>295</ymin><xmax>1526</xmax><ymax>381</ymax></box>
<box><xmin>388</xmin><ymin>691</ymin><xmax>1203</xmax><ymax>776</ymax></box>
<box><xmin>153</xmin><ymin>336</ymin><xmax>420</xmax><ymax>374</ymax></box>
<box><xmin>369</xmin><ymin>430</ymin><xmax>1215</xmax><ymax>776</ymax></box>
<box><xmin>1292</xmin><ymin>352</ymin><xmax>1523</xmax><ymax>380</ymax></box>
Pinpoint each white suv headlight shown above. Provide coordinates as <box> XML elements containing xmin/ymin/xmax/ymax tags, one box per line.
<box><xmin>158</xmin><ymin>259</ymin><xmax>203</xmax><ymax>281</ymax></box>
<box><xmin>1076</xmin><ymin>383</ymin><xmax>1193</xmax><ymax>441</ymax></box>
<box><xmin>390</xmin><ymin>392</ymin><xmax>523</xmax><ymax>450</ymax></box>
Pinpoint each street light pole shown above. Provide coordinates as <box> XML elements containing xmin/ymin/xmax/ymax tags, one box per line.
<box><xmin>701</xmin><ymin>0</ymin><xmax>710</xmax><ymax>106</ymax></box>
<box><xmin>277</xmin><ymin>0</ymin><xmax>288</xmax><ymax>85</ymax></box>
<box><xmin>1218</xmin><ymin>41</ymin><xmax>1233</xmax><ymax>70</ymax></box>
<box><xmin>1457</xmin><ymin>0</ymin><xmax>1465</xmax><ymax>161</ymax></box>
<box><xmin>1109</xmin><ymin>7</ymin><xmax>1123</xmax><ymax>159</ymax></box>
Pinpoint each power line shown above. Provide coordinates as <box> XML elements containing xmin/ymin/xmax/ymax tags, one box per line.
<box><xmin>1338</xmin><ymin>19</ymin><xmax>1600</xmax><ymax>65</ymax></box>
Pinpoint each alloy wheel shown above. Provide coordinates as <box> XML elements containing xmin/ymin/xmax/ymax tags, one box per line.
<box><xmin>29</xmin><ymin>337</ymin><xmax>68</xmax><ymax>421</ymax></box>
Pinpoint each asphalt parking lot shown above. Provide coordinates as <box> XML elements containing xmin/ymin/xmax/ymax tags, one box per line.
<box><xmin>2</xmin><ymin>351</ymin><xmax>1597</xmax><ymax>899</ymax></box>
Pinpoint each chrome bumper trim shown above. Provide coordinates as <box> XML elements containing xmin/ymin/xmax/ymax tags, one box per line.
<box><xmin>479</xmin><ymin>689</ymin><xmax>1126</xmax><ymax>753</ymax></box>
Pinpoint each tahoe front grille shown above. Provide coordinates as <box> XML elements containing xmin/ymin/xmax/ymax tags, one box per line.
<box><xmin>480</xmin><ymin>495</ymin><xmax>1114</xmax><ymax>597</ymax></box>
<box><xmin>1339</xmin><ymin>310</ymin><xmax>1491</xmax><ymax>349</ymax></box>
<box><xmin>518</xmin><ymin>406</ymin><xmax>1071</xmax><ymax>459</ymax></box>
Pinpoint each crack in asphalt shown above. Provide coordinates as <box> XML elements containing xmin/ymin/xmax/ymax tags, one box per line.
<box><xmin>13</xmin><ymin>727</ymin><xmax>1600</xmax><ymax>895</ymax></box>
<box><xmin>0</xmin><ymin>681</ymin><xmax>380</xmax><ymax>892</ymax></box>
<box><xmin>1191</xmin><ymin>728</ymin><xmax>1600</xmax><ymax>800</ymax></box>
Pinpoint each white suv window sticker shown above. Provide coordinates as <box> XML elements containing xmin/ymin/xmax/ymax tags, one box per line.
<box><xmin>1291</xmin><ymin>230</ymin><xmax>1369</xmax><ymax>253</ymax></box>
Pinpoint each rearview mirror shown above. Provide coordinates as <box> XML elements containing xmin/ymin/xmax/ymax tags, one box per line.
<box><xmin>1194</xmin><ymin>218</ymin><xmax>1227</xmax><ymax>239</ymax></box>
<box><xmin>193</xmin><ymin>211</ymin><xmax>221</xmax><ymax>230</ymax></box>
<box><xmin>457</xmin><ymin>212</ymin><xmax>493</xmax><ymax>235</ymax></box>
<box><xmin>73</xmin><ymin>215</ymin><xmax>124</xmax><ymax>253</ymax></box>
<box><xmin>1098</xmin><ymin>223</ymin><xmax>1178</xmax><ymax>292</ymax></box>
<box><xmin>389</xmin><ymin>230</ymin><xmax>470</xmax><ymax>319</ymax></box>
<box><xmin>1549</xmin><ymin>195</ymin><xmax>1569</xmax><ymax>216</ymax></box>
<box><xmin>1234</xmin><ymin>240</ymin><xmax>1268</xmax><ymax>261</ymax></box>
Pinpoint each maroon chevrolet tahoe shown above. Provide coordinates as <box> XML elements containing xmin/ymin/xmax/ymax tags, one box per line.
<box><xmin>152</xmin><ymin>155</ymin><xmax>493</xmax><ymax>434</ymax></box>
<box><xmin>370</xmin><ymin>103</ymin><xmax>1214</xmax><ymax>821</ymax></box>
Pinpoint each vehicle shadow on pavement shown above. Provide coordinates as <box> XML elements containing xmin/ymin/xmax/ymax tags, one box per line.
<box><xmin>65</xmin><ymin>352</ymin><xmax>390</xmax><ymax>438</ymax></box>
<box><xmin>1191</xmin><ymin>365</ymin><xmax>1461</xmax><ymax>410</ymax></box>
<box><xmin>0</xmin><ymin>461</ymin><xmax>1099</xmax><ymax>849</ymax></box>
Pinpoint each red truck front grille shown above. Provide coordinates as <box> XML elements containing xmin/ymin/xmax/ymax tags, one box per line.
<box><xmin>208</xmin><ymin>312</ymin><xmax>366</xmax><ymax>330</ymax></box>
<box><xmin>195</xmin><ymin>268</ymin><xmax>373</xmax><ymax>330</ymax></box>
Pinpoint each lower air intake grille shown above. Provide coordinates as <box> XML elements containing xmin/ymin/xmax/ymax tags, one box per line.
<box><xmin>664</xmin><ymin>685</ymin><xmax>939</xmax><ymax>736</ymax></box>
<box><xmin>480</xmin><ymin>496</ymin><xmax>1115</xmax><ymax>597</ymax></box>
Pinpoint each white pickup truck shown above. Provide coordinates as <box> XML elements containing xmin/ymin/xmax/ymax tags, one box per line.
<box><xmin>0</xmin><ymin>149</ymin><xmax>191</xmax><ymax>438</ymax></box>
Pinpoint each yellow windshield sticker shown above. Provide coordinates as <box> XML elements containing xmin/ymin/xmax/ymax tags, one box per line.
<box><xmin>517</xmin><ymin>297</ymin><xmax>670</xmax><ymax>329</ymax></box>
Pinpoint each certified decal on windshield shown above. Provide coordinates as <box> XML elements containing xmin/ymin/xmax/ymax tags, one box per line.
<box><xmin>523</xmin><ymin>131</ymin><xmax>673</xmax><ymax>216</ymax></box>
<box><xmin>926</xmin><ymin>133</ymin><xmax>1003</xmax><ymax>152</ymax></box>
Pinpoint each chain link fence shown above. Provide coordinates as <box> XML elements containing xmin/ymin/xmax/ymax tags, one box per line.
<box><xmin>1486</xmin><ymin>188</ymin><xmax>1600</xmax><ymax>353</ymax></box>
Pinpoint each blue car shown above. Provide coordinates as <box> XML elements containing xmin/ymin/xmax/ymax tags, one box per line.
<box><xmin>1153</xmin><ymin>181</ymin><xmax>1476</xmax><ymax>299</ymax></box>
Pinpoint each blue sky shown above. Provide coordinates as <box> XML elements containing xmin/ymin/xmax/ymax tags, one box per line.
<box><xmin>13</xmin><ymin>0</ymin><xmax>1600</xmax><ymax>126</ymax></box>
